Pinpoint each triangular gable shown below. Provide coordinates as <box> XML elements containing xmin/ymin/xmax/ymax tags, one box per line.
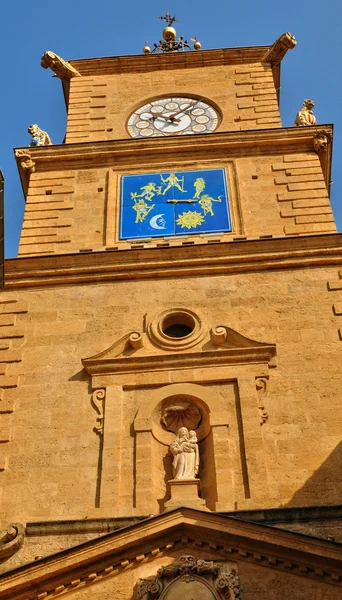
<box><xmin>82</xmin><ymin>315</ymin><xmax>277</xmax><ymax>376</ymax></box>
<box><xmin>0</xmin><ymin>508</ymin><xmax>340</xmax><ymax>599</ymax></box>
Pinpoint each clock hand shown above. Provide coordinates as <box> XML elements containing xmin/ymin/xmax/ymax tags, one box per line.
<box><xmin>155</xmin><ymin>115</ymin><xmax>181</xmax><ymax>124</ymax></box>
<box><xmin>167</xmin><ymin>101</ymin><xmax>198</xmax><ymax>120</ymax></box>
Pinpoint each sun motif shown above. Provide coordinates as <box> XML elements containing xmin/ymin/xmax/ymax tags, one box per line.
<box><xmin>176</xmin><ymin>210</ymin><xmax>205</xmax><ymax>230</ymax></box>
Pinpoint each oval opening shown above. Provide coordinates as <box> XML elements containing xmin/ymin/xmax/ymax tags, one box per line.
<box><xmin>162</xmin><ymin>313</ymin><xmax>195</xmax><ymax>338</ymax></box>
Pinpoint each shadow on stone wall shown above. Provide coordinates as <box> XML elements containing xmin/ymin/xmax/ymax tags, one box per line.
<box><xmin>286</xmin><ymin>441</ymin><xmax>342</xmax><ymax>508</ymax></box>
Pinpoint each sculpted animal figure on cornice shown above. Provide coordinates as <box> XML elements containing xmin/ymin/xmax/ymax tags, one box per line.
<box><xmin>28</xmin><ymin>124</ymin><xmax>52</xmax><ymax>147</ymax></box>
<box><xmin>41</xmin><ymin>51</ymin><xmax>81</xmax><ymax>79</ymax></box>
<box><xmin>133</xmin><ymin>555</ymin><xmax>241</xmax><ymax>600</ymax></box>
<box><xmin>294</xmin><ymin>99</ymin><xmax>317</xmax><ymax>126</ymax></box>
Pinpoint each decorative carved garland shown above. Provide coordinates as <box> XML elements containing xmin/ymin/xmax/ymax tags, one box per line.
<box><xmin>133</xmin><ymin>555</ymin><xmax>241</xmax><ymax>600</ymax></box>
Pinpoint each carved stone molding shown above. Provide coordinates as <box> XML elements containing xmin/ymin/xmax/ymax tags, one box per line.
<box><xmin>41</xmin><ymin>51</ymin><xmax>81</xmax><ymax>79</ymax></box>
<box><xmin>133</xmin><ymin>555</ymin><xmax>241</xmax><ymax>600</ymax></box>
<box><xmin>0</xmin><ymin>523</ymin><xmax>25</xmax><ymax>562</ymax></box>
<box><xmin>263</xmin><ymin>32</ymin><xmax>296</xmax><ymax>67</ymax></box>
<box><xmin>161</xmin><ymin>399</ymin><xmax>202</xmax><ymax>433</ymax></box>
<box><xmin>255</xmin><ymin>377</ymin><xmax>268</xmax><ymax>425</ymax></box>
<box><xmin>15</xmin><ymin>149</ymin><xmax>35</xmax><ymax>174</ymax></box>
<box><xmin>91</xmin><ymin>389</ymin><xmax>105</xmax><ymax>435</ymax></box>
<box><xmin>82</xmin><ymin>319</ymin><xmax>277</xmax><ymax>378</ymax></box>
<box><xmin>313</xmin><ymin>129</ymin><xmax>332</xmax><ymax>153</ymax></box>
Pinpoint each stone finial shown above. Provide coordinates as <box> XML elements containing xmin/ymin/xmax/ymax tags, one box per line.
<box><xmin>263</xmin><ymin>32</ymin><xmax>297</xmax><ymax>67</ymax></box>
<box><xmin>15</xmin><ymin>149</ymin><xmax>35</xmax><ymax>175</ymax></box>
<box><xmin>41</xmin><ymin>51</ymin><xmax>81</xmax><ymax>79</ymax></box>
<box><xmin>313</xmin><ymin>129</ymin><xmax>332</xmax><ymax>153</ymax></box>
<box><xmin>294</xmin><ymin>100</ymin><xmax>317</xmax><ymax>126</ymax></box>
<box><xmin>28</xmin><ymin>124</ymin><xmax>52</xmax><ymax>147</ymax></box>
<box><xmin>169</xmin><ymin>427</ymin><xmax>199</xmax><ymax>480</ymax></box>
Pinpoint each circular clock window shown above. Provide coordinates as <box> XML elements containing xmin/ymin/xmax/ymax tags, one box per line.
<box><xmin>127</xmin><ymin>96</ymin><xmax>220</xmax><ymax>138</ymax></box>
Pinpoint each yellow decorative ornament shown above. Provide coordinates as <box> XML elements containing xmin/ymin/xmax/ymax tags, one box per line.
<box><xmin>176</xmin><ymin>211</ymin><xmax>205</xmax><ymax>230</ymax></box>
<box><xmin>163</xmin><ymin>26</ymin><xmax>177</xmax><ymax>41</ymax></box>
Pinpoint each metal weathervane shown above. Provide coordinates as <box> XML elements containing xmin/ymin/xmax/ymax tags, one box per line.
<box><xmin>143</xmin><ymin>12</ymin><xmax>202</xmax><ymax>54</ymax></box>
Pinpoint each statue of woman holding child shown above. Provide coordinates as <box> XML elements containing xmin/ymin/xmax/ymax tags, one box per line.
<box><xmin>169</xmin><ymin>427</ymin><xmax>199</xmax><ymax>480</ymax></box>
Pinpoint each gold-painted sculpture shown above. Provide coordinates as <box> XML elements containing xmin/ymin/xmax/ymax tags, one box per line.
<box><xmin>41</xmin><ymin>51</ymin><xmax>81</xmax><ymax>79</ymax></box>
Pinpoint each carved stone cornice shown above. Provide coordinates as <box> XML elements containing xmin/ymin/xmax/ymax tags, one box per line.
<box><xmin>263</xmin><ymin>32</ymin><xmax>296</xmax><ymax>67</ymax></box>
<box><xmin>41</xmin><ymin>51</ymin><xmax>81</xmax><ymax>79</ymax></box>
<box><xmin>82</xmin><ymin>324</ymin><xmax>276</xmax><ymax>377</ymax></box>
<box><xmin>0</xmin><ymin>509</ymin><xmax>340</xmax><ymax>600</ymax></box>
<box><xmin>14</xmin><ymin>149</ymin><xmax>35</xmax><ymax>195</ymax></box>
<box><xmin>262</xmin><ymin>32</ymin><xmax>296</xmax><ymax>103</ymax></box>
<box><xmin>4</xmin><ymin>233</ymin><xmax>342</xmax><ymax>290</ymax></box>
<box><xmin>68</xmin><ymin>46</ymin><xmax>275</xmax><ymax>77</ymax></box>
<box><xmin>14</xmin><ymin>125</ymin><xmax>334</xmax><ymax>177</ymax></box>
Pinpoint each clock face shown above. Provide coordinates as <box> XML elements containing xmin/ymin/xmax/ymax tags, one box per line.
<box><xmin>127</xmin><ymin>97</ymin><xmax>220</xmax><ymax>138</ymax></box>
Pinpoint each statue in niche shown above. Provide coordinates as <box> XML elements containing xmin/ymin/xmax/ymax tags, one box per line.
<box><xmin>28</xmin><ymin>124</ymin><xmax>52</xmax><ymax>147</ymax></box>
<box><xmin>169</xmin><ymin>427</ymin><xmax>199</xmax><ymax>480</ymax></box>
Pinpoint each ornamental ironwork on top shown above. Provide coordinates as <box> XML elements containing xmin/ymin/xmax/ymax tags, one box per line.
<box><xmin>143</xmin><ymin>12</ymin><xmax>201</xmax><ymax>54</ymax></box>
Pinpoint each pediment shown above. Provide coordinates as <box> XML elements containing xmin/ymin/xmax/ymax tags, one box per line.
<box><xmin>0</xmin><ymin>509</ymin><xmax>340</xmax><ymax>600</ymax></box>
<box><xmin>82</xmin><ymin>310</ymin><xmax>276</xmax><ymax>375</ymax></box>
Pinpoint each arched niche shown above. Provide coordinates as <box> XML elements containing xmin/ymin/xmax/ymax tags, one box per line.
<box><xmin>134</xmin><ymin>383</ymin><xmax>228</xmax><ymax>512</ymax></box>
<box><xmin>161</xmin><ymin>577</ymin><xmax>219</xmax><ymax>600</ymax></box>
<box><xmin>133</xmin><ymin>555</ymin><xmax>240</xmax><ymax>600</ymax></box>
<box><xmin>134</xmin><ymin>383</ymin><xmax>229</xmax><ymax>444</ymax></box>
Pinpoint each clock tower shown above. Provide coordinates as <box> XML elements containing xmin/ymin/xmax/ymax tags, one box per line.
<box><xmin>1</xmin><ymin>16</ymin><xmax>341</xmax><ymax>600</ymax></box>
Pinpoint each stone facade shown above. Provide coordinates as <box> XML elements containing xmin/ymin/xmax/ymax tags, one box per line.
<box><xmin>1</xmin><ymin>33</ymin><xmax>341</xmax><ymax>598</ymax></box>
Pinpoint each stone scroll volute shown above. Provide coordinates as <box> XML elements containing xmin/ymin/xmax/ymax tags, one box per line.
<box><xmin>133</xmin><ymin>555</ymin><xmax>241</xmax><ymax>600</ymax></box>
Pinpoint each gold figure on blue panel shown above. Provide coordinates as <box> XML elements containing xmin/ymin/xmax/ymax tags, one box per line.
<box><xmin>131</xmin><ymin>181</ymin><xmax>162</xmax><ymax>202</ymax></box>
<box><xmin>132</xmin><ymin>199</ymin><xmax>155</xmax><ymax>223</ymax></box>
<box><xmin>161</xmin><ymin>172</ymin><xmax>187</xmax><ymax>195</ymax></box>
<box><xmin>193</xmin><ymin>177</ymin><xmax>206</xmax><ymax>199</ymax></box>
<box><xmin>198</xmin><ymin>194</ymin><xmax>222</xmax><ymax>216</ymax></box>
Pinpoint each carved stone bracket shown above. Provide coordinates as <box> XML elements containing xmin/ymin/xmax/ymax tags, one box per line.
<box><xmin>263</xmin><ymin>32</ymin><xmax>296</xmax><ymax>67</ymax></box>
<box><xmin>133</xmin><ymin>555</ymin><xmax>241</xmax><ymax>600</ymax></box>
<box><xmin>91</xmin><ymin>389</ymin><xmax>105</xmax><ymax>435</ymax></box>
<box><xmin>255</xmin><ymin>377</ymin><xmax>268</xmax><ymax>425</ymax></box>
<box><xmin>313</xmin><ymin>129</ymin><xmax>332</xmax><ymax>154</ymax></box>
<box><xmin>41</xmin><ymin>51</ymin><xmax>81</xmax><ymax>79</ymax></box>
<box><xmin>0</xmin><ymin>523</ymin><xmax>25</xmax><ymax>562</ymax></box>
<box><xmin>15</xmin><ymin>149</ymin><xmax>35</xmax><ymax>175</ymax></box>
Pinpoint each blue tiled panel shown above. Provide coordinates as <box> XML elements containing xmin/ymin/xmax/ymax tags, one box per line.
<box><xmin>120</xmin><ymin>169</ymin><xmax>231</xmax><ymax>240</ymax></box>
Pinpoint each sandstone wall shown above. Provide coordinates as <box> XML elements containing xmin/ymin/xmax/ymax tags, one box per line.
<box><xmin>18</xmin><ymin>151</ymin><xmax>335</xmax><ymax>256</ymax></box>
<box><xmin>0</xmin><ymin>263</ymin><xmax>340</xmax><ymax>524</ymax></box>
<box><xmin>65</xmin><ymin>61</ymin><xmax>280</xmax><ymax>144</ymax></box>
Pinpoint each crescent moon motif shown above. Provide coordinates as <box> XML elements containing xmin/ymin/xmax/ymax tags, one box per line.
<box><xmin>150</xmin><ymin>214</ymin><xmax>166</xmax><ymax>230</ymax></box>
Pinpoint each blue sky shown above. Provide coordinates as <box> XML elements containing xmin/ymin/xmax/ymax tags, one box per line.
<box><xmin>1</xmin><ymin>1</ymin><xmax>341</xmax><ymax>257</ymax></box>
